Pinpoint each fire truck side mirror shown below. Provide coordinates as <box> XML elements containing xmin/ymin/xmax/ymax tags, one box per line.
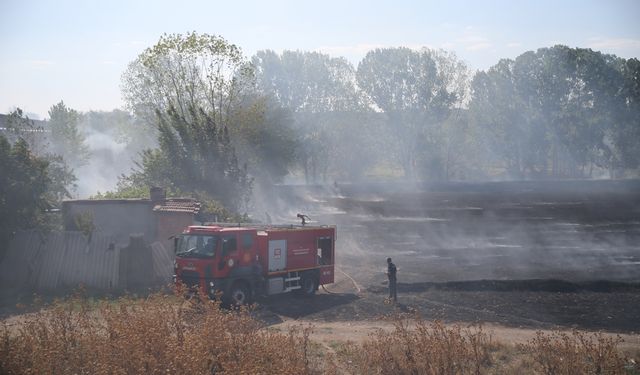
<box><xmin>173</xmin><ymin>236</ymin><xmax>179</xmax><ymax>254</ymax></box>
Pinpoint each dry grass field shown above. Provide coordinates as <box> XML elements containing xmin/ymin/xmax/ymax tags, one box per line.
<box><xmin>1</xmin><ymin>290</ymin><xmax>638</xmax><ymax>374</ymax></box>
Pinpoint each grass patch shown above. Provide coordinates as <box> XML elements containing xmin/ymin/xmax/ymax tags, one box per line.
<box><xmin>333</xmin><ymin>315</ymin><xmax>638</xmax><ymax>374</ymax></box>
<box><xmin>2</xmin><ymin>293</ymin><xmax>638</xmax><ymax>374</ymax></box>
<box><xmin>1</xmin><ymin>291</ymin><xmax>317</xmax><ymax>374</ymax></box>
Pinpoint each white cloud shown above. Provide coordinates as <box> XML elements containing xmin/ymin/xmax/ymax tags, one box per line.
<box><xmin>506</xmin><ymin>42</ymin><xmax>522</xmax><ymax>48</ymax></box>
<box><xmin>27</xmin><ymin>60</ymin><xmax>55</xmax><ymax>70</ymax></box>
<box><xmin>316</xmin><ymin>43</ymin><xmax>387</xmax><ymax>56</ymax></box>
<box><xmin>456</xmin><ymin>35</ymin><xmax>492</xmax><ymax>51</ymax></box>
<box><xmin>28</xmin><ymin>60</ymin><xmax>55</xmax><ymax>66</ymax></box>
<box><xmin>441</xmin><ymin>42</ymin><xmax>455</xmax><ymax>49</ymax></box>
<box><xmin>587</xmin><ymin>37</ymin><xmax>640</xmax><ymax>50</ymax></box>
<box><xmin>457</xmin><ymin>35</ymin><xmax>487</xmax><ymax>44</ymax></box>
<box><xmin>467</xmin><ymin>42</ymin><xmax>492</xmax><ymax>51</ymax></box>
<box><xmin>441</xmin><ymin>22</ymin><xmax>458</xmax><ymax>29</ymax></box>
<box><xmin>112</xmin><ymin>40</ymin><xmax>146</xmax><ymax>49</ymax></box>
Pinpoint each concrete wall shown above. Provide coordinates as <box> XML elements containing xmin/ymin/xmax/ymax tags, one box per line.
<box><xmin>63</xmin><ymin>200</ymin><xmax>156</xmax><ymax>245</ymax></box>
<box><xmin>0</xmin><ymin>230</ymin><xmax>121</xmax><ymax>291</ymax></box>
<box><xmin>0</xmin><ymin>230</ymin><xmax>173</xmax><ymax>292</ymax></box>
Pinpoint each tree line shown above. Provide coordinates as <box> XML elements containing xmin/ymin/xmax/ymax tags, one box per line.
<box><xmin>118</xmin><ymin>34</ymin><xmax>638</xmax><ymax>214</ymax></box>
<box><xmin>250</xmin><ymin>45</ymin><xmax>639</xmax><ymax>182</ymax></box>
<box><xmin>2</xmin><ymin>32</ymin><xmax>639</xmax><ymax>232</ymax></box>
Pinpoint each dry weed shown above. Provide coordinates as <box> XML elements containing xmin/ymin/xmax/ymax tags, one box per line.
<box><xmin>0</xmin><ymin>290</ymin><xmax>315</xmax><ymax>374</ymax></box>
<box><xmin>521</xmin><ymin>330</ymin><xmax>634</xmax><ymax>375</ymax></box>
<box><xmin>2</xmin><ymin>291</ymin><xmax>637</xmax><ymax>375</ymax></box>
<box><xmin>335</xmin><ymin>317</ymin><xmax>636</xmax><ymax>375</ymax></box>
<box><xmin>340</xmin><ymin>317</ymin><xmax>492</xmax><ymax>375</ymax></box>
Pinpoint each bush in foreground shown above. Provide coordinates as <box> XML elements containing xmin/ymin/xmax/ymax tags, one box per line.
<box><xmin>337</xmin><ymin>316</ymin><xmax>636</xmax><ymax>375</ymax></box>
<box><xmin>1</xmin><ymin>293</ymin><xmax>637</xmax><ymax>374</ymax></box>
<box><xmin>521</xmin><ymin>330</ymin><xmax>629</xmax><ymax>375</ymax></box>
<box><xmin>0</xmin><ymin>292</ymin><xmax>313</xmax><ymax>374</ymax></box>
<box><xmin>340</xmin><ymin>319</ymin><xmax>493</xmax><ymax>374</ymax></box>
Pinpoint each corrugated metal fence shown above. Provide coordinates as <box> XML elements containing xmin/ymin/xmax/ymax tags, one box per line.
<box><xmin>0</xmin><ymin>230</ymin><xmax>173</xmax><ymax>292</ymax></box>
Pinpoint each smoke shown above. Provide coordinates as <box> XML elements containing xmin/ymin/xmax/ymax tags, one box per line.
<box><xmin>256</xmin><ymin>180</ymin><xmax>640</xmax><ymax>287</ymax></box>
<box><xmin>73</xmin><ymin>111</ymin><xmax>156</xmax><ymax>198</ymax></box>
<box><xmin>75</xmin><ymin>130</ymin><xmax>127</xmax><ymax>197</ymax></box>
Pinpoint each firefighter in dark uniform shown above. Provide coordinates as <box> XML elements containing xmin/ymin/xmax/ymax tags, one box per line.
<box><xmin>386</xmin><ymin>257</ymin><xmax>397</xmax><ymax>303</ymax></box>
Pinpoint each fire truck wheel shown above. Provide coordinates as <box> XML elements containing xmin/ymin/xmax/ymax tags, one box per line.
<box><xmin>227</xmin><ymin>282</ymin><xmax>252</xmax><ymax>306</ymax></box>
<box><xmin>298</xmin><ymin>275</ymin><xmax>317</xmax><ymax>297</ymax></box>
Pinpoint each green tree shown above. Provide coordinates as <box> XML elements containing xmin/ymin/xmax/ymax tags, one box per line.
<box><xmin>616</xmin><ymin>58</ymin><xmax>640</xmax><ymax>172</ymax></box>
<box><xmin>253</xmin><ymin>50</ymin><xmax>366</xmax><ymax>112</ymax></box>
<box><xmin>121</xmin><ymin>32</ymin><xmax>254</xmax><ymax>126</ymax></box>
<box><xmin>81</xmin><ymin>109</ymin><xmax>155</xmax><ymax>148</ymax></box>
<box><xmin>230</xmin><ymin>95</ymin><xmax>297</xmax><ymax>185</ymax></box>
<box><xmin>121</xmin><ymin>32</ymin><xmax>304</xmax><ymax>213</ymax></box>
<box><xmin>470</xmin><ymin>59</ymin><xmax>530</xmax><ymax>177</ymax></box>
<box><xmin>47</xmin><ymin>101</ymin><xmax>90</xmax><ymax>169</ymax></box>
<box><xmin>0</xmin><ymin>126</ymin><xmax>75</xmax><ymax>257</ymax></box>
<box><xmin>252</xmin><ymin>50</ymin><xmax>374</xmax><ymax>182</ymax></box>
<box><xmin>0</xmin><ymin>137</ymin><xmax>49</xmax><ymax>235</ymax></box>
<box><xmin>599</xmin><ymin>56</ymin><xmax>640</xmax><ymax>176</ymax></box>
<box><xmin>440</xmin><ymin>108</ymin><xmax>480</xmax><ymax>180</ymax></box>
<box><xmin>470</xmin><ymin>46</ymin><xmax>638</xmax><ymax>179</ymax></box>
<box><xmin>3</xmin><ymin>108</ymin><xmax>77</xmax><ymax>199</ymax></box>
<box><xmin>356</xmin><ymin>47</ymin><xmax>469</xmax><ymax>179</ymax></box>
<box><xmin>123</xmin><ymin>106</ymin><xmax>252</xmax><ymax>212</ymax></box>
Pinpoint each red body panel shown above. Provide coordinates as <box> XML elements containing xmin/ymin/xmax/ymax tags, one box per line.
<box><xmin>319</xmin><ymin>265</ymin><xmax>334</xmax><ymax>285</ymax></box>
<box><xmin>263</xmin><ymin>227</ymin><xmax>334</xmax><ymax>273</ymax></box>
<box><xmin>174</xmin><ymin>224</ymin><xmax>336</xmax><ymax>293</ymax></box>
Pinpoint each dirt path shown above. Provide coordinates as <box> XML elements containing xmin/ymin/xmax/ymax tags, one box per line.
<box><xmin>257</xmin><ymin>270</ymin><xmax>640</xmax><ymax>356</ymax></box>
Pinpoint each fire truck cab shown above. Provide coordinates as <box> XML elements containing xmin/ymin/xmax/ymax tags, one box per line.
<box><xmin>173</xmin><ymin>223</ymin><xmax>336</xmax><ymax>305</ymax></box>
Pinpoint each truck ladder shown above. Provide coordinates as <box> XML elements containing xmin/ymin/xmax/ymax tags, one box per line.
<box><xmin>284</xmin><ymin>271</ymin><xmax>301</xmax><ymax>292</ymax></box>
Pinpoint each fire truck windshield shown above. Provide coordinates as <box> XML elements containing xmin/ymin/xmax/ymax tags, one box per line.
<box><xmin>175</xmin><ymin>235</ymin><xmax>218</xmax><ymax>258</ymax></box>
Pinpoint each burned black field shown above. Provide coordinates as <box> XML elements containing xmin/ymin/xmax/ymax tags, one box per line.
<box><xmin>327</xmin><ymin>179</ymin><xmax>640</xmax><ymax>284</ymax></box>
<box><xmin>263</xmin><ymin>179</ymin><xmax>640</xmax><ymax>332</ymax></box>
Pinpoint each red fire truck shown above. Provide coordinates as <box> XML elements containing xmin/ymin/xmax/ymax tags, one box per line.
<box><xmin>173</xmin><ymin>220</ymin><xmax>336</xmax><ymax>305</ymax></box>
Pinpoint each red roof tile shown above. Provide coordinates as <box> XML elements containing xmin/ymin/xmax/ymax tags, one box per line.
<box><xmin>153</xmin><ymin>198</ymin><xmax>200</xmax><ymax>214</ymax></box>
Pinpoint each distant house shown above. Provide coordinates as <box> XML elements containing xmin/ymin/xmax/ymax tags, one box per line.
<box><xmin>62</xmin><ymin>187</ymin><xmax>200</xmax><ymax>248</ymax></box>
<box><xmin>0</xmin><ymin>113</ymin><xmax>48</xmax><ymax>134</ymax></box>
<box><xmin>0</xmin><ymin>188</ymin><xmax>201</xmax><ymax>292</ymax></box>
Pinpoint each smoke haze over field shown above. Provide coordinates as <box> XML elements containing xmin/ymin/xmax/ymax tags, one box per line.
<box><xmin>264</xmin><ymin>180</ymin><xmax>640</xmax><ymax>288</ymax></box>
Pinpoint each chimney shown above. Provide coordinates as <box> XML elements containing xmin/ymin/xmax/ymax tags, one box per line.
<box><xmin>150</xmin><ymin>187</ymin><xmax>166</xmax><ymax>203</ymax></box>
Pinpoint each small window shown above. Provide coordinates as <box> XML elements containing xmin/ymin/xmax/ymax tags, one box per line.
<box><xmin>222</xmin><ymin>235</ymin><xmax>237</xmax><ymax>255</ymax></box>
<box><xmin>317</xmin><ymin>237</ymin><xmax>332</xmax><ymax>265</ymax></box>
<box><xmin>242</xmin><ymin>233</ymin><xmax>253</xmax><ymax>250</ymax></box>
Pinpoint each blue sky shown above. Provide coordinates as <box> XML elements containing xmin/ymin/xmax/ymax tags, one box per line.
<box><xmin>1</xmin><ymin>0</ymin><xmax>638</xmax><ymax>119</ymax></box>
